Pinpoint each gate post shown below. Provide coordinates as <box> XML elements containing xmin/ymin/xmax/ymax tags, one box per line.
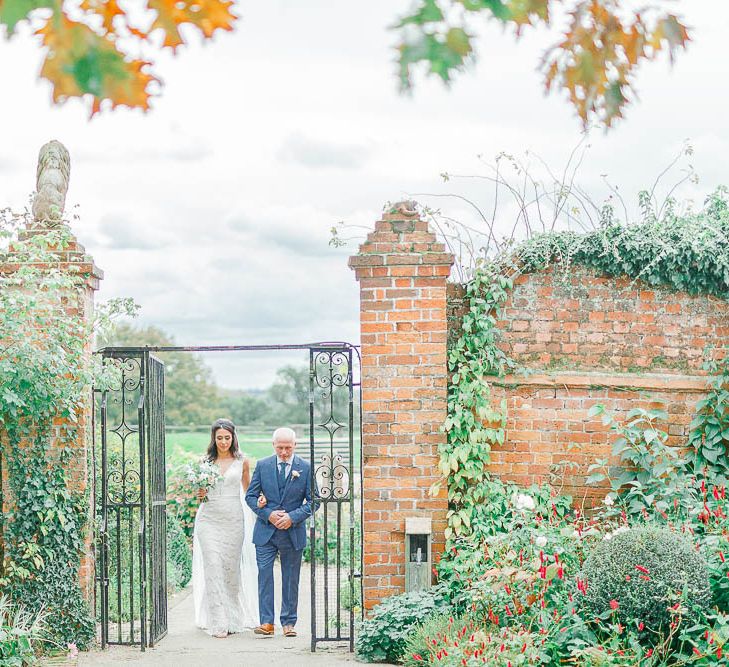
<box><xmin>0</xmin><ymin>141</ymin><xmax>103</xmax><ymax>602</ymax></box>
<box><xmin>349</xmin><ymin>202</ymin><xmax>453</xmax><ymax>610</ymax></box>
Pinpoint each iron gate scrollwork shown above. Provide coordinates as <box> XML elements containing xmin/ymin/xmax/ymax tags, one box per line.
<box><xmin>94</xmin><ymin>349</ymin><xmax>167</xmax><ymax>650</ymax></box>
<box><xmin>309</xmin><ymin>344</ymin><xmax>363</xmax><ymax>651</ymax></box>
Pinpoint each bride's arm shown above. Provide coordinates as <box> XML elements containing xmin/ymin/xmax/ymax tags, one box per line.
<box><xmin>241</xmin><ymin>458</ymin><xmax>251</xmax><ymax>493</ymax></box>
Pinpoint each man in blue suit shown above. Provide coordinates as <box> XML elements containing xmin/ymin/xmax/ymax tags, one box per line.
<box><xmin>245</xmin><ymin>427</ymin><xmax>312</xmax><ymax>637</ymax></box>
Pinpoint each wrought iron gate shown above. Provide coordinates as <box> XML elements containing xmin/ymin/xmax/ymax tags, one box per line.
<box><xmin>93</xmin><ymin>342</ymin><xmax>361</xmax><ymax>653</ymax></box>
<box><xmin>94</xmin><ymin>349</ymin><xmax>167</xmax><ymax>649</ymax></box>
<box><xmin>309</xmin><ymin>344</ymin><xmax>363</xmax><ymax>651</ymax></box>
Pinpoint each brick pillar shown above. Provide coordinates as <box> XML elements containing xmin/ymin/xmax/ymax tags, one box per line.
<box><xmin>349</xmin><ymin>202</ymin><xmax>453</xmax><ymax>609</ymax></box>
<box><xmin>0</xmin><ymin>225</ymin><xmax>102</xmax><ymax>602</ymax></box>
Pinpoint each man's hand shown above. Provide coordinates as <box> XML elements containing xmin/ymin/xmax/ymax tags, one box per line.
<box><xmin>268</xmin><ymin>510</ymin><xmax>285</xmax><ymax>526</ymax></box>
<box><xmin>273</xmin><ymin>512</ymin><xmax>292</xmax><ymax>530</ymax></box>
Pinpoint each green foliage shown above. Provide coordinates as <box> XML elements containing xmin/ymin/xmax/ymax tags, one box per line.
<box><xmin>3</xmin><ymin>432</ymin><xmax>95</xmax><ymax>650</ymax></box>
<box><xmin>355</xmin><ymin>586</ymin><xmax>451</xmax><ymax>663</ymax></box>
<box><xmin>585</xmin><ymin>404</ymin><xmax>690</xmax><ymax>517</ymax></box>
<box><xmin>394</xmin><ymin>0</ymin><xmax>690</xmax><ymax>128</ymax></box>
<box><xmin>516</xmin><ymin>187</ymin><xmax>729</xmax><ymax>299</ymax></box>
<box><xmin>0</xmin><ymin>595</ymin><xmax>46</xmax><ymax>666</ymax></box>
<box><xmin>166</xmin><ymin>512</ymin><xmax>192</xmax><ymax>591</ymax></box>
<box><xmin>401</xmin><ymin>614</ymin><xmax>459</xmax><ymax>667</ymax></box>
<box><xmin>402</xmin><ymin>614</ymin><xmax>472</xmax><ymax>667</ymax></box>
<box><xmin>166</xmin><ymin>461</ymin><xmax>200</xmax><ymax>539</ymax></box>
<box><xmin>438</xmin><ymin>261</ymin><xmax>514</xmax><ymax>545</ymax></box>
<box><xmin>580</xmin><ymin>526</ymin><xmax>712</xmax><ymax>637</ymax></box>
<box><xmin>687</xmin><ymin>354</ymin><xmax>729</xmax><ymax>481</ymax></box>
<box><xmin>0</xmin><ymin>212</ymin><xmax>135</xmax><ymax>652</ymax></box>
<box><xmin>303</xmin><ymin>511</ymin><xmax>360</xmax><ymax>566</ymax></box>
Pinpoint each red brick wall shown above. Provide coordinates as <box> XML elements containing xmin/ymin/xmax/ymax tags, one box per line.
<box><xmin>0</xmin><ymin>226</ymin><xmax>102</xmax><ymax>601</ymax></box>
<box><xmin>350</xmin><ymin>205</ymin><xmax>453</xmax><ymax>610</ymax></box>
<box><xmin>497</xmin><ymin>266</ymin><xmax>728</xmax><ymax>373</ymax></box>
<box><xmin>449</xmin><ymin>264</ymin><xmax>729</xmax><ymax>505</ymax></box>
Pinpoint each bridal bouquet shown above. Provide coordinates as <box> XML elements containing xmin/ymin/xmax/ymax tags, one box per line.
<box><xmin>185</xmin><ymin>458</ymin><xmax>223</xmax><ymax>502</ymax></box>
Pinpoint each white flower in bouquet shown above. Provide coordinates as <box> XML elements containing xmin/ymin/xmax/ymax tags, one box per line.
<box><xmin>184</xmin><ymin>458</ymin><xmax>223</xmax><ymax>501</ymax></box>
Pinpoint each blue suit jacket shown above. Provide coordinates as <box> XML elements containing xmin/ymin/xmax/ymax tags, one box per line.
<box><xmin>245</xmin><ymin>454</ymin><xmax>312</xmax><ymax>551</ymax></box>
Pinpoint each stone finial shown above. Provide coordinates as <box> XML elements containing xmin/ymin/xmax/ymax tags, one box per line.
<box><xmin>32</xmin><ymin>140</ymin><xmax>71</xmax><ymax>224</ymax></box>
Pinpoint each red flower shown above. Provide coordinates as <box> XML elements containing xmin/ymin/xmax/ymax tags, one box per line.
<box><xmin>609</xmin><ymin>599</ymin><xmax>619</xmax><ymax>610</ymax></box>
<box><xmin>412</xmin><ymin>654</ymin><xmax>423</xmax><ymax>662</ymax></box>
<box><xmin>635</xmin><ymin>565</ymin><xmax>650</xmax><ymax>575</ymax></box>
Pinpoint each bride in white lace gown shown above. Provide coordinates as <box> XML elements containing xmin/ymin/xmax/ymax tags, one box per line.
<box><xmin>192</xmin><ymin>418</ymin><xmax>258</xmax><ymax>637</ymax></box>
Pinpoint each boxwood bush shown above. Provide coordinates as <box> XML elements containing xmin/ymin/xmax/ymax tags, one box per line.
<box><xmin>580</xmin><ymin>526</ymin><xmax>711</xmax><ymax>636</ymax></box>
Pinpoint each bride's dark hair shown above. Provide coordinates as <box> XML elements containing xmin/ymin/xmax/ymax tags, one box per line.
<box><xmin>206</xmin><ymin>418</ymin><xmax>241</xmax><ymax>461</ymax></box>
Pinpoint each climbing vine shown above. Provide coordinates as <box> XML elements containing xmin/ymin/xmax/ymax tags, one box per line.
<box><xmin>0</xmin><ymin>209</ymin><xmax>134</xmax><ymax>651</ymax></box>
<box><xmin>436</xmin><ymin>261</ymin><xmax>513</xmax><ymax>541</ymax></box>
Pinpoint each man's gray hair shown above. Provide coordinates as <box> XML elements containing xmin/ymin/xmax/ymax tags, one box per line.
<box><xmin>272</xmin><ymin>427</ymin><xmax>296</xmax><ymax>444</ymax></box>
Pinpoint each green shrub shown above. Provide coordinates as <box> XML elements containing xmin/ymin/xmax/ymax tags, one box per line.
<box><xmin>580</xmin><ymin>526</ymin><xmax>711</xmax><ymax>636</ymax></box>
<box><xmin>355</xmin><ymin>585</ymin><xmax>451</xmax><ymax>663</ymax></box>
<box><xmin>0</xmin><ymin>595</ymin><xmax>46</xmax><ymax>666</ymax></box>
<box><xmin>401</xmin><ymin>614</ymin><xmax>458</xmax><ymax>667</ymax></box>
<box><xmin>166</xmin><ymin>512</ymin><xmax>192</xmax><ymax>591</ymax></box>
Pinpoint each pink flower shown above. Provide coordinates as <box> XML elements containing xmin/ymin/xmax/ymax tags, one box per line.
<box><xmin>67</xmin><ymin>643</ymin><xmax>79</xmax><ymax>658</ymax></box>
<box><xmin>609</xmin><ymin>599</ymin><xmax>619</xmax><ymax>610</ymax></box>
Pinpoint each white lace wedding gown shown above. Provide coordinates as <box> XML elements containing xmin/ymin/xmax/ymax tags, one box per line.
<box><xmin>192</xmin><ymin>458</ymin><xmax>258</xmax><ymax>635</ymax></box>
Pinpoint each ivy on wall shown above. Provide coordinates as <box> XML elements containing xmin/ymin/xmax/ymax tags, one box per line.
<box><xmin>516</xmin><ymin>188</ymin><xmax>729</xmax><ymax>298</ymax></box>
<box><xmin>0</xmin><ymin>212</ymin><xmax>134</xmax><ymax>651</ymax></box>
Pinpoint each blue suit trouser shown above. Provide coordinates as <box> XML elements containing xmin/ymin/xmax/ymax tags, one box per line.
<box><xmin>256</xmin><ymin>528</ymin><xmax>303</xmax><ymax>627</ymax></box>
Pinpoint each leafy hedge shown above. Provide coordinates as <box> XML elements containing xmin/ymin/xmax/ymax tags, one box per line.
<box><xmin>355</xmin><ymin>586</ymin><xmax>451</xmax><ymax>663</ymax></box>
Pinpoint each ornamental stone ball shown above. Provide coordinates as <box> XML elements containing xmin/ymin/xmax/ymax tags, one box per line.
<box><xmin>32</xmin><ymin>139</ymin><xmax>71</xmax><ymax>224</ymax></box>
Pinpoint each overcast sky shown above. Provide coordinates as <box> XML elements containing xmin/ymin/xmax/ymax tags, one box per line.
<box><xmin>1</xmin><ymin>1</ymin><xmax>727</xmax><ymax>388</ymax></box>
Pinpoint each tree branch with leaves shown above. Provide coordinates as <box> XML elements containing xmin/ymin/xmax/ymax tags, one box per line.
<box><xmin>0</xmin><ymin>0</ymin><xmax>237</xmax><ymax>114</ymax></box>
<box><xmin>396</xmin><ymin>0</ymin><xmax>690</xmax><ymax>128</ymax></box>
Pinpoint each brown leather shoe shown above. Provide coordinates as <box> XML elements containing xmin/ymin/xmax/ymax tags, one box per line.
<box><xmin>254</xmin><ymin>624</ymin><xmax>274</xmax><ymax>636</ymax></box>
<box><xmin>282</xmin><ymin>625</ymin><xmax>297</xmax><ymax>637</ymax></box>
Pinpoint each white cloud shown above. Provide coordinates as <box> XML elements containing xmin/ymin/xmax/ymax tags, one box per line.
<box><xmin>277</xmin><ymin>133</ymin><xmax>372</xmax><ymax>169</ymax></box>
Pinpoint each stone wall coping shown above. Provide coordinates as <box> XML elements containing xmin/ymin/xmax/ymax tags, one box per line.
<box><xmin>494</xmin><ymin>371</ymin><xmax>709</xmax><ymax>392</ymax></box>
